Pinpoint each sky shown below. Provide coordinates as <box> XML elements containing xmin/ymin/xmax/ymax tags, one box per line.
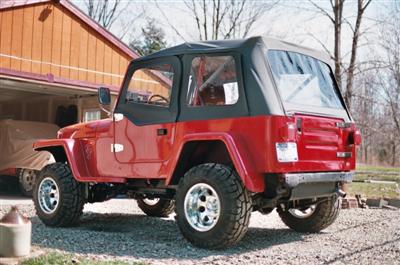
<box><xmin>71</xmin><ymin>0</ymin><xmax>398</xmax><ymax>64</ymax></box>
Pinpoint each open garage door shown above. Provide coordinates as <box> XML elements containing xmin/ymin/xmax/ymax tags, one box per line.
<box><xmin>0</xmin><ymin>77</ymin><xmax>108</xmax><ymax>193</ymax></box>
<box><xmin>0</xmin><ymin>77</ymin><xmax>104</xmax><ymax>125</ymax></box>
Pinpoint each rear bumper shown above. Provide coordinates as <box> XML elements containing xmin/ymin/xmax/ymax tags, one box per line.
<box><xmin>284</xmin><ymin>171</ymin><xmax>354</xmax><ymax>188</ymax></box>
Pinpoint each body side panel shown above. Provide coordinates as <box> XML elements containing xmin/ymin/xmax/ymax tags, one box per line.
<box><xmin>34</xmin><ymin>114</ymin><xmax>356</xmax><ymax>191</ymax></box>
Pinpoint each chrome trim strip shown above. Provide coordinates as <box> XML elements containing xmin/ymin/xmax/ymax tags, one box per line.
<box><xmin>284</xmin><ymin>171</ymin><xmax>354</xmax><ymax>187</ymax></box>
<box><xmin>337</xmin><ymin>152</ymin><xmax>352</xmax><ymax>158</ymax></box>
<box><xmin>336</xmin><ymin>122</ymin><xmax>352</xmax><ymax>128</ymax></box>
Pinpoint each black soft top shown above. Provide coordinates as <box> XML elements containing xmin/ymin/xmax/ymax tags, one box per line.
<box><xmin>129</xmin><ymin>36</ymin><xmax>350</xmax><ymax>121</ymax></box>
<box><xmin>136</xmin><ymin>36</ymin><xmax>331</xmax><ymax>66</ymax></box>
<box><xmin>136</xmin><ymin>38</ymin><xmax>258</xmax><ymax>60</ymax></box>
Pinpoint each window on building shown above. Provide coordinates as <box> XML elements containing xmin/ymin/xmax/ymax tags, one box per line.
<box><xmin>83</xmin><ymin>109</ymin><xmax>101</xmax><ymax>122</ymax></box>
<box><xmin>125</xmin><ymin>64</ymin><xmax>174</xmax><ymax>107</ymax></box>
<box><xmin>187</xmin><ymin>55</ymin><xmax>239</xmax><ymax>106</ymax></box>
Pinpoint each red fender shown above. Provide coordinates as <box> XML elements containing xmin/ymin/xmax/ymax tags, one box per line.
<box><xmin>165</xmin><ymin>132</ymin><xmax>265</xmax><ymax>193</ymax></box>
<box><xmin>33</xmin><ymin>139</ymin><xmax>126</xmax><ymax>183</ymax></box>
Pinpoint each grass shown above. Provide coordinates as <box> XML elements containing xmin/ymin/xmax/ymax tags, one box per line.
<box><xmin>355</xmin><ymin>165</ymin><xmax>400</xmax><ymax>183</ymax></box>
<box><xmin>21</xmin><ymin>252</ymin><xmax>148</xmax><ymax>265</ymax></box>
<box><xmin>348</xmin><ymin>182</ymin><xmax>400</xmax><ymax>199</ymax></box>
<box><xmin>350</xmin><ymin>164</ymin><xmax>400</xmax><ymax>198</ymax></box>
<box><xmin>354</xmin><ymin>172</ymin><xmax>400</xmax><ymax>183</ymax></box>
<box><xmin>356</xmin><ymin>164</ymin><xmax>400</xmax><ymax>173</ymax></box>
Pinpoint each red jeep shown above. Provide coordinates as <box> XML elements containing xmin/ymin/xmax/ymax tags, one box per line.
<box><xmin>32</xmin><ymin>37</ymin><xmax>361</xmax><ymax>249</ymax></box>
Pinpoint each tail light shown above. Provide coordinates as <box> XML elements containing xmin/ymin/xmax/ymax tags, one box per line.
<box><xmin>277</xmin><ymin>122</ymin><xmax>298</xmax><ymax>162</ymax></box>
<box><xmin>347</xmin><ymin>129</ymin><xmax>362</xmax><ymax>145</ymax></box>
<box><xmin>279</xmin><ymin>122</ymin><xmax>296</xmax><ymax>141</ymax></box>
<box><xmin>353</xmin><ymin>129</ymin><xmax>362</xmax><ymax>145</ymax></box>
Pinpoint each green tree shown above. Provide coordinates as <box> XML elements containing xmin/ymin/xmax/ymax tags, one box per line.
<box><xmin>130</xmin><ymin>19</ymin><xmax>167</xmax><ymax>56</ymax></box>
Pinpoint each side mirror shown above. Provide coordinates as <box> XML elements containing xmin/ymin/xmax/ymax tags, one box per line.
<box><xmin>98</xmin><ymin>87</ymin><xmax>111</xmax><ymax>105</ymax></box>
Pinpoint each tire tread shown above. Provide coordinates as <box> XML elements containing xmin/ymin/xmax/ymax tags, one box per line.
<box><xmin>175</xmin><ymin>163</ymin><xmax>252</xmax><ymax>249</ymax></box>
<box><xmin>277</xmin><ymin>197</ymin><xmax>340</xmax><ymax>233</ymax></box>
<box><xmin>137</xmin><ymin>199</ymin><xmax>174</xmax><ymax>217</ymax></box>
<box><xmin>33</xmin><ymin>163</ymin><xmax>85</xmax><ymax>227</ymax></box>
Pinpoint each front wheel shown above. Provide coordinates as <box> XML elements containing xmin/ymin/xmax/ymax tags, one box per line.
<box><xmin>277</xmin><ymin>196</ymin><xmax>340</xmax><ymax>233</ymax></box>
<box><xmin>137</xmin><ymin>198</ymin><xmax>174</xmax><ymax>217</ymax></box>
<box><xmin>33</xmin><ymin>163</ymin><xmax>85</xmax><ymax>227</ymax></box>
<box><xmin>175</xmin><ymin>163</ymin><xmax>252</xmax><ymax>249</ymax></box>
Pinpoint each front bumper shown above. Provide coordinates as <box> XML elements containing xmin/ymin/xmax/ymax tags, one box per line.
<box><xmin>284</xmin><ymin>171</ymin><xmax>354</xmax><ymax>188</ymax></box>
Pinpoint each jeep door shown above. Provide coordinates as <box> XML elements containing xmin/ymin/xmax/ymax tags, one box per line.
<box><xmin>112</xmin><ymin>57</ymin><xmax>181</xmax><ymax>179</ymax></box>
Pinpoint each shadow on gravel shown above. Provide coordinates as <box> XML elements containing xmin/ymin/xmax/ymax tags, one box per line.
<box><xmin>30</xmin><ymin>212</ymin><xmax>304</xmax><ymax>260</ymax></box>
<box><xmin>0</xmin><ymin>175</ymin><xmax>21</xmax><ymax>195</ymax></box>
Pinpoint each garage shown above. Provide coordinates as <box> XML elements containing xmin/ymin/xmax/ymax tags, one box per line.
<box><xmin>0</xmin><ymin>78</ymin><xmax>98</xmax><ymax>125</ymax></box>
<box><xmin>0</xmin><ymin>0</ymin><xmax>159</xmax><ymax>194</ymax></box>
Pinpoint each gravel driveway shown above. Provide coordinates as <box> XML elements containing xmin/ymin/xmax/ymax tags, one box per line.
<box><xmin>1</xmin><ymin>199</ymin><xmax>399</xmax><ymax>265</ymax></box>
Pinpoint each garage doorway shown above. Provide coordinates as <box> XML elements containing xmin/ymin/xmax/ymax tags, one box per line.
<box><xmin>0</xmin><ymin>77</ymin><xmax>110</xmax><ymax>196</ymax></box>
<box><xmin>0</xmin><ymin>78</ymin><xmax>105</xmax><ymax>125</ymax></box>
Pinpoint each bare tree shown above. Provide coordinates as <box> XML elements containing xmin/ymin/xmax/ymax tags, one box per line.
<box><xmin>379</xmin><ymin>8</ymin><xmax>400</xmax><ymax>166</ymax></box>
<box><xmin>351</xmin><ymin>3</ymin><xmax>399</xmax><ymax>166</ymax></box>
<box><xmin>309</xmin><ymin>0</ymin><xmax>344</xmax><ymax>86</ymax></box>
<box><xmin>155</xmin><ymin>0</ymin><xmax>278</xmax><ymax>41</ymax></box>
<box><xmin>81</xmin><ymin>0</ymin><xmax>144</xmax><ymax>39</ymax></box>
<box><xmin>84</xmin><ymin>0</ymin><xmax>126</xmax><ymax>29</ymax></box>
<box><xmin>344</xmin><ymin>0</ymin><xmax>372</xmax><ymax>109</ymax></box>
<box><xmin>307</xmin><ymin>0</ymin><xmax>372</xmax><ymax>109</ymax></box>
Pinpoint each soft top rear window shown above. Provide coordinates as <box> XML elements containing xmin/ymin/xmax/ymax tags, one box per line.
<box><xmin>267</xmin><ymin>50</ymin><xmax>344</xmax><ymax>110</ymax></box>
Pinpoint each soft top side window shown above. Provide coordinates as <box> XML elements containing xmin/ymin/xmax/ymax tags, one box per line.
<box><xmin>187</xmin><ymin>55</ymin><xmax>239</xmax><ymax>107</ymax></box>
<box><xmin>125</xmin><ymin>64</ymin><xmax>174</xmax><ymax>107</ymax></box>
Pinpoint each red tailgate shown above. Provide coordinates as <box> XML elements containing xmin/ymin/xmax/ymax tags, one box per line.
<box><xmin>294</xmin><ymin>114</ymin><xmax>357</xmax><ymax>172</ymax></box>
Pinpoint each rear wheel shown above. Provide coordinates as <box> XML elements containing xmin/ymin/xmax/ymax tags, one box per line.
<box><xmin>175</xmin><ymin>163</ymin><xmax>252</xmax><ymax>249</ymax></box>
<box><xmin>277</xmin><ymin>196</ymin><xmax>340</xmax><ymax>233</ymax></box>
<box><xmin>33</xmin><ymin>163</ymin><xmax>85</xmax><ymax>227</ymax></box>
<box><xmin>17</xmin><ymin>168</ymin><xmax>38</xmax><ymax>197</ymax></box>
<box><xmin>137</xmin><ymin>198</ymin><xmax>174</xmax><ymax>217</ymax></box>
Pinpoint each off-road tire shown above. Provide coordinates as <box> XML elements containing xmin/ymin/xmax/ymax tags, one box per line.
<box><xmin>137</xmin><ymin>198</ymin><xmax>174</xmax><ymax>217</ymax></box>
<box><xmin>277</xmin><ymin>196</ymin><xmax>340</xmax><ymax>233</ymax></box>
<box><xmin>175</xmin><ymin>163</ymin><xmax>252</xmax><ymax>249</ymax></box>
<box><xmin>17</xmin><ymin>168</ymin><xmax>37</xmax><ymax>197</ymax></box>
<box><xmin>33</xmin><ymin>163</ymin><xmax>85</xmax><ymax>227</ymax></box>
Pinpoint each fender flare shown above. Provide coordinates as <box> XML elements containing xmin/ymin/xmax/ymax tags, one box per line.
<box><xmin>34</xmin><ymin>139</ymin><xmax>94</xmax><ymax>182</ymax></box>
<box><xmin>34</xmin><ymin>139</ymin><xmax>128</xmax><ymax>183</ymax></box>
<box><xmin>166</xmin><ymin>132</ymin><xmax>265</xmax><ymax>192</ymax></box>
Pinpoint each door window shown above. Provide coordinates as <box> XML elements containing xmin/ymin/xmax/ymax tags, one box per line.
<box><xmin>125</xmin><ymin>64</ymin><xmax>174</xmax><ymax>107</ymax></box>
<box><xmin>187</xmin><ymin>56</ymin><xmax>239</xmax><ymax>106</ymax></box>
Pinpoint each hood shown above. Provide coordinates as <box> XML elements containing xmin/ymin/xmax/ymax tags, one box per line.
<box><xmin>57</xmin><ymin>120</ymin><xmax>100</xmax><ymax>139</ymax></box>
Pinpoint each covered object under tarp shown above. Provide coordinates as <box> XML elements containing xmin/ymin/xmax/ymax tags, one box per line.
<box><xmin>0</xmin><ymin>119</ymin><xmax>59</xmax><ymax>171</ymax></box>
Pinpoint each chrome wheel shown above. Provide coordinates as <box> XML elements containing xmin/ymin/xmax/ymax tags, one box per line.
<box><xmin>184</xmin><ymin>183</ymin><xmax>221</xmax><ymax>232</ymax></box>
<box><xmin>142</xmin><ymin>198</ymin><xmax>160</xmax><ymax>206</ymax></box>
<box><xmin>288</xmin><ymin>205</ymin><xmax>316</xmax><ymax>219</ymax></box>
<box><xmin>38</xmin><ymin>177</ymin><xmax>60</xmax><ymax>214</ymax></box>
<box><xmin>19</xmin><ymin>169</ymin><xmax>37</xmax><ymax>193</ymax></box>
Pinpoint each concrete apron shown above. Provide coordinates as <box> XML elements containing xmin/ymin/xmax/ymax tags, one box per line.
<box><xmin>0</xmin><ymin>196</ymin><xmax>33</xmax><ymax>206</ymax></box>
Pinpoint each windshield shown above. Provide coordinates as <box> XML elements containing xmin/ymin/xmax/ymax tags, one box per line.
<box><xmin>267</xmin><ymin>50</ymin><xmax>344</xmax><ymax>110</ymax></box>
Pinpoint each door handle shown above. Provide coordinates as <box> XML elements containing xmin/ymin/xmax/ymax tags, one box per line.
<box><xmin>157</xmin><ymin>128</ymin><xmax>168</xmax><ymax>136</ymax></box>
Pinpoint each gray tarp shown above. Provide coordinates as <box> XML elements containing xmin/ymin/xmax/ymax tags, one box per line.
<box><xmin>0</xmin><ymin>120</ymin><xmax>59</xmax><ymax>171</ymax></box>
